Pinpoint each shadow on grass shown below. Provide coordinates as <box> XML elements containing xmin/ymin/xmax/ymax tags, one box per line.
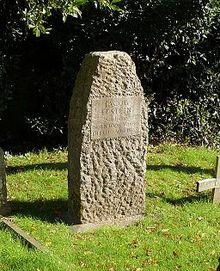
<box><xmin>7</xmin><ymin>163</ymin><xmax>214</xmax><ymax>176</ymax></box>
<box><xmin>147</xmin><ymin>164</ymin><xmax>213</xmax><ymax>175</ymax></box>
<box><xmin>10</xmin><ymin>193</ymin><xmax>211</xmax><ymax>225</ymax></box>
<box><xmin>217</xmin><ymin>258</ymin><xmax>220</xmax><ymax>271</ymax></box>
<box><xmin>9</xmin><ymin>194</ymin><xmax>211</xmax><ymax>225</ymax></box>
<box><xmin>10</xmin><ymin>199</ymin><xmax>68</xmax><ymax>224</ymax></box>
<box><xmin>146</xmin><ymin>192</ymin><xmax>211</xmax><ymax>206</ymax></box>
<box><xmin>7</xmin><ymin>162</ymin><xmax>68</xmax><ymax>175</ymax></box>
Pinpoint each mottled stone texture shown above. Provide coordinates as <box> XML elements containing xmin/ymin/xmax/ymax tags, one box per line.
<box><xmin>0</xmin><ymin>148</ymin><xmax>10</xmax><ymax>216</ymax></box>
<box><xmin>68</xmin><ymin>51</ymin><xmax>148</xmax><ymax>224</ymax></box>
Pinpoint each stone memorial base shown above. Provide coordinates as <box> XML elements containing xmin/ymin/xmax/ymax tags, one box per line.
<box><xmin>69</xmin><ymin>215</ymin><xmax>144</xmax><ymax>233</ymax></box>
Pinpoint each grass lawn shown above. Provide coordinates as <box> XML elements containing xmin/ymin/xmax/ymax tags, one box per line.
<box><xmin>0</xmin><ymin>144</ymin><xmax>220</xmax><ymax>271</ymax></box>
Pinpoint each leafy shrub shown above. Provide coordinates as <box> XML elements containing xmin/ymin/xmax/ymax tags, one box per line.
<box><xmin>0</xmin><ymin>0</ymin><xmax>220</xmax><ymax>151</ymax></box>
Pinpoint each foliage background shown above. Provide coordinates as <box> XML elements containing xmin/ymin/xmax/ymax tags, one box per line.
<box><xmin>0</xmin><ymin>0</ymin><xmax>220</xmax><ymax>152</ymax></box>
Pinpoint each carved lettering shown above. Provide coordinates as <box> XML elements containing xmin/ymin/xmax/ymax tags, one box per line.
<box><xmin>91</xmin><ymin>96</ymin><xmax>142</xmax><ymax>140</ymax></box>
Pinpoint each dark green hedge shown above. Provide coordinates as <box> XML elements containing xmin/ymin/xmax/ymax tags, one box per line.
<box><xmin>1</xmin><ymin>0</ymin><xmax>220</xmax><ymax>152</ymax></box>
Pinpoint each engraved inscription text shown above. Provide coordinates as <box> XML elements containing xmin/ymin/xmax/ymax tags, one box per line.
<box><xmin>91</xmin><ymin>96</ymin><xmax>142</xmax><ymax>139</ymax></box>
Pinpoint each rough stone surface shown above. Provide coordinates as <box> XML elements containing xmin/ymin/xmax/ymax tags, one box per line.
<box><xmin>68</xmin><ymin>51</ymin><xmax>148</xmax><ymax>224</ymax></box>
<box><xmin>0</xmin><ymin>148</ymin><xmax>10</xmax><ymax>216</ymax></box>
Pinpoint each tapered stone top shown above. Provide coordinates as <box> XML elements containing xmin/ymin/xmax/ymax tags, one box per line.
<box><xmin>0</xmin><ymin>148</ymin><xmax>10</xmax><ymax>216</ymax></box>
<box><xmin>68</xmin><ymin>51</ymin><xmax>148</xmax><ymax>224</ymax></box>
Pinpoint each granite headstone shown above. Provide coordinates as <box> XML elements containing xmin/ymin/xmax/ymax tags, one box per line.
<box><xmin>68</xmin><ymin>51</ymin><xmax>148</xmax><ymax>226</ymax></box>
<box><xmin>0</xmin><ymin>148</ymin><xmax>10</xmax><ymax>216</ymax></box>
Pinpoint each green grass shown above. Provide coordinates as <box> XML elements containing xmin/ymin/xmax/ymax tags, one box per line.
<box><xmin>1</xmin><ymin>144</ymin><xmax>220</xmax><ymax>271</ymax></box>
